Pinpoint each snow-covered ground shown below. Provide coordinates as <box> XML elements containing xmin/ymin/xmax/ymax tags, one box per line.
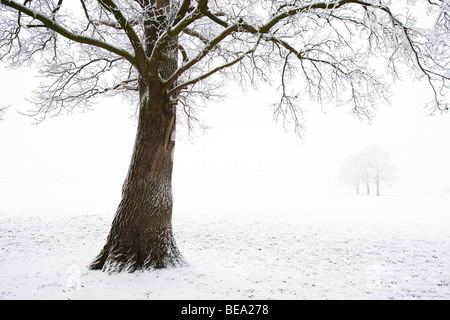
<box><xmin>1</xmin><ymin>187</ymin><xmax>449</xmax><ymax>300</ymax></box>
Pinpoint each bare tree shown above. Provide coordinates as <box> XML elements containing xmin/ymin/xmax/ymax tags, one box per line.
<box><xmin>339</xmin><ymin>152</ymin><xmax>365</xmax><ymax>195</ymax></box>
<box><xmin>340</xmin><ymin>145</ymin><xmax>397</xmax><ymax>196</ymax></box>
<box><xmin>1</xmin><ymin>0</ymin><xmax>448</xmax><ymax>272</ymax></box>
<box><xmin>363</xmin><ymin>145</ymin><xmax>398</xmax><ymax>196</ymax></box>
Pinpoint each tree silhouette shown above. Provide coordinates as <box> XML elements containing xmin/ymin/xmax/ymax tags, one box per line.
<box><xmin>340</xmin><ymin>145</ymin><xmax>398</xmax><ymax>196</ymax></box>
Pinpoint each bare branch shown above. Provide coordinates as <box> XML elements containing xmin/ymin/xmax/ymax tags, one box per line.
<box><xmin>182</xmin><ymin>27</ymin><xmax>210</xmax><ymax>44</ymax></box>
<box><xmin>163</xmin><ymin>22</ymin><xmax>239</xmax><ymax>92</ymax></box>
<box><xmin>97</xmin><ymin>0</ymin><xmax>146</xmax><ymax>69</ymax></box>
<box><xmin>0</xmin><ymin>0</ymin><xmax>137</xmax><ymax>66</ymax></box>
<box><xmin>173</xmin><ymin>0</ymin><xmax>191</xmax><ymax>25</ymax></box>
<box><xmin>1</xmin><ymin>0</ymin><xmax>448</xmax><ymax>133</ymax></box>
<box><xmin>168</xmin><ymin>35</ymin><xmax>262</xmax><ymax>96</ymax></box>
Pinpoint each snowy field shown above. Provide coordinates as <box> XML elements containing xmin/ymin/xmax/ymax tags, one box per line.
<box><xmin>1</xmin><ymin>187</ymin><xmax>449</xmax><ymax>300</ymax></box>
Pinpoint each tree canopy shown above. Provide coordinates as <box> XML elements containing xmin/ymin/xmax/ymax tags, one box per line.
<box><xmin>1</xmin><ymin>0</ymin><xmax>449</xmax><ymax>133</ymax></box>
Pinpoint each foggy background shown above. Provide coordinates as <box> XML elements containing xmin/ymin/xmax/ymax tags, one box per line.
<box><xmin>1</xmin><ymin>65</ymin><xmax>449</xmax><ymax>216</ymax></box>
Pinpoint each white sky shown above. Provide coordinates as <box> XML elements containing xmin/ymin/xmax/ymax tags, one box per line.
<box><xmin>0</xmin><ymin>62</ymin><xmax>449</xmax><ymax>215</ymax></box>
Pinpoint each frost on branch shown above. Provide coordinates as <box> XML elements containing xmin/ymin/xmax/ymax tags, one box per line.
<box><xmin>1</xmin><ymin>0</ymin><xmax>448</xmax><ymax>129</ymax></box>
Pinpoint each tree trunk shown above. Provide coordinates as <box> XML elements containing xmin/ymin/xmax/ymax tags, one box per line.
<box><xmin>90</xmin><ymin>0</ymin><xmax>185</xmax><ymax>272</ymax></box>
<box><xmin>376</xmin><ymin>176</ymin><xmax>380</xmax><ymax>196</ymax></box>
<box><xmin>90</xmin><ymin>82</ymin><xmax>187</xmax><ymax>272</ymax></box>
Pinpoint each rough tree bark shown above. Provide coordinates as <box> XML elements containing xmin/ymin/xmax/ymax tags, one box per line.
<box><xmin>90</xmin><ymin>0</ymin><xmax>186</xmax><ymax>272</ymax></box>
<box><xmin>90</xmin><ymin>79</ymin><xmax>186</xmax><ymax>272</ymax></box>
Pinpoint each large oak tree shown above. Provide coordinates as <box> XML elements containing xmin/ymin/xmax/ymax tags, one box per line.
<box><xmin>1</xmin><ymin>0</ymin><xmax>448</xmax><ymax>272</ymax></box>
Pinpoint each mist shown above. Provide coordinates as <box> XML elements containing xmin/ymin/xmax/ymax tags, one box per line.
<box><xmin>1</xmin><ymin>65</ymin><xmax>449</xmax><ymax>217</ymax></box>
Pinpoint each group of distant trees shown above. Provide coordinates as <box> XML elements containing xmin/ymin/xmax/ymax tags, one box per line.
<box><xmin>340</xmin><ymin>145</ymin><xmax>398</xmax><ymax>196</ymax></box>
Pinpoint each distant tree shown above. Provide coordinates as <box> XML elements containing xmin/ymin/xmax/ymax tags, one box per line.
<box><xmin>340</xmin><ymin>145</ymin><xmax>398</xmax><ymax>196</ymax></box>
<box><xmin>339</xmin><ymin>153</ymin><xmax>365</xmax><ymax>195</ymax></box>
<box><xmin>363</xmin><ymin>145</ymin><xmax>398</xmax><ymax>196</ymax></box>
<box><xmin>1</xmin><ymin>0</ymin><xmax>448</xmax><ymax>272</ymax></box>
